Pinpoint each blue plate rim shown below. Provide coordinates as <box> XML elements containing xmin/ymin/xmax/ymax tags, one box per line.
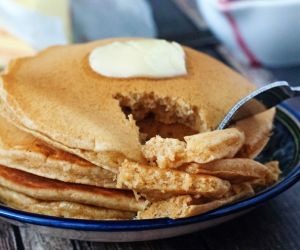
<box><xmin>0</xmin><ymin>104</ymin><xmax>299</xmax><ymax>232</ymax></box>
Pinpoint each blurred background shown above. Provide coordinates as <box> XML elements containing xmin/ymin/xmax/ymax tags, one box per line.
<box><xmin>0</xmin><ymin>0</ymin><xmax>300</xmax><ymax>94</ymax></box>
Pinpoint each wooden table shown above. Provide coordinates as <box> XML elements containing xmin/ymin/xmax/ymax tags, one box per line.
<box><xmin>1</xmin><ymin>0</ymin><xmax>299</xmax><ymax>249</ymax></box>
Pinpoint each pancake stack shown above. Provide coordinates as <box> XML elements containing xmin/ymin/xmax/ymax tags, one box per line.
<box><xmin>0</xmin><ymin>38</ymin><xmax>281</xmax><ymax>220</ymax></box>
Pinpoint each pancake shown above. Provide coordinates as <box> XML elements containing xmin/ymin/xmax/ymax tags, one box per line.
<box><xmin>0</xmin><ymin>112</ymin><xmax>116</xmax><ymax>188</ymax></box>
<box><xmin>250</xmin><ymin>161</ymin><xmax>281</xmax><ymax>189</ymax></box>
<box><xmin>185</xmin><ymin>128</ymin><xmax>245</xmax><ymax>163</ymax></box>
<box><xmin>137</xmin><ymin>183</ymin><xmax>254</xmax><ymax>219</ymax></box>
<box><xmin>0</xmin><ymin>165</ymin><xmax>147</xmax><ymax>212</ymax></box>
<box><xmin>235</xmin><ymin>108</ymin><xmax>276</xmax><ymax>159</ymax></box>
<box><xmin>0</xmin><ymin>186</ymin><xmax>134</xmax><ymax>220</ymax></box>
<box><xmin>0</xmin><ymin>38</ymin><xmax>256</xmax><ymax>172</ymax></box>
<box><xmin>179</xmin><ymin>159</ymin><xmax>270</xmax><ymax>183</ymax></box>
<box><xmin>117</xmin><ymin>160</ymin><xmax>231</xmax><ymax>198</ymax></box>
<box><xmin>142</xmin><ymin>128</ymin><xmax>245</xmax><ymax>169</ymax></box>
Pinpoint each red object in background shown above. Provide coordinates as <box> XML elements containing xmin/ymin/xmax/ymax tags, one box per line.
<box><xmin>219</xmin><ymin>0</ymin><xmax>261</xmax><ymax>67</ymax></box>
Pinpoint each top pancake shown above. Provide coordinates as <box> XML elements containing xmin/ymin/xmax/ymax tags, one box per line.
<box><xmin>0</xmin><ymin>38</ymin><xmax>255</xmax><ymax>171</ymax></box>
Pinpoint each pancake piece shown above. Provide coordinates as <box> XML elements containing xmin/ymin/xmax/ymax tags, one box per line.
<box><xmin>264</xmin><ymin>161</ymin><xmax>281</xmax><ymax>184</ymax></box>
<box><xmin>0</xmin><ymin>186</ymin><xmax>134</xmax><ymax>220</ymax></box>
<box><xmin>185</xmin><ymin>128</ymin><xmax>245</xmax><ymax>163</ymax></box>
<box><xmin>0</xmin><ymin>113</ymin><xmax>116</xmax><ymax>188</ymax></box>
<box><xmin>0</xmin><ymin>165</ymin><xmax>147</xmax><ymax>212</ymax></box>
<box><xmin>117</xmin><ymin>160</ymin><xmax>231</xmax><ymax>198</ymax></box>
<box><xmin>137</xmin><ymin>183</ymin><xmax>254</xmax><ymax>219</ymax></box>
<box><xmin>142</xmin><ymin>136</ymin><xmax>186</xmax><ymax>168</ymax></box>
<box><xmin>179</xmin><ymin>159</ymin><xmax>270</xmax><ymax>183</ymax></box>
<box><xmin>235</xmin><ymin>108</ymin><xmax>275</xmax><ymax>159</ymax></box>
<box><xmin>251</xmin><ymin>161</ymin><xmax>281</xmax><ymax>189</ymax></box>
<box><xmin>0</xmin><ymin>38</ymin><xmax>256</xmax><ymax>172</ymax></box>
<box><xmin>142</xmin><ymin>128</ymin><xmax>245</xmax><ymax>168</ymax></box>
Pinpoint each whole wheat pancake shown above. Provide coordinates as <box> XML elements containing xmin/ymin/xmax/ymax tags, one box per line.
<box><xmin>0</xmin><ymin>113</ymin><xmax>116</xmax><ymax>188</ymax></box>
<box><xmin>250</xmin><ymin>161</ymin><xmax>281</xmax><ymax>189</ymax></box>
<box><xmin>0</xmin><ymin>38</ymin><xmax>257</xmax><ymax>172</ymax></box>
<box><xmin>0</xmin><ymin>186</ymin><xmax>134</xmax><ymax>220</ymax></box>
<box><xmin>235</xmin><ymin>109</ymin><xmax>276</xmax><ymax>159</ymax></box>
<box><xmin>117</xmin><ymin>160</ymin><xmax>231</xmax><ymax>198</ymax></box>
<box><xmin>142</xmin><ymin>128</ymin><xmax>245</xmax><ymax>169</ymax></box>
<box><xmin>0</xmin><ymin>165</ymin><xmax>147</xmax><ymax>212</ymax></box>
<box><xmin>179</xmin><ymin>159</ymin><xmax>270</xmax><ymax>183</ymax></box>
<box><xmin>137</xmin><ymin>183</ymin><xmax>254</xmax><ymax>219</ymax></box>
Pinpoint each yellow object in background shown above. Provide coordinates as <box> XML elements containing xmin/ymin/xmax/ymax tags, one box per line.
<box><xmin>12</xmin><ymin>0</ymin><xmax>71</xmax><ymax>42</ymax></box>
<box><xmin>0</xmin><ymin>28</ymin><xmax>34</xmax><ymax>69</ymax></box>
<box><xmin>0</xmin><ymin>0</ymin><xmax>70</xmax><ymax>68</ymax></box>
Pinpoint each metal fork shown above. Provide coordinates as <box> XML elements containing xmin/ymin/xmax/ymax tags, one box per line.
<box><xmin>218</xmin><ymin>81</ymin><xmax>300</xmax><ymax>129</ymax></box>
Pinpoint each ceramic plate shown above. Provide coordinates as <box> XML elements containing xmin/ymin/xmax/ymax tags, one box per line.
<box><xmin>0</xmin><ymin>104</ymin><xmax>299</xmax><ymax>242</ymax></box>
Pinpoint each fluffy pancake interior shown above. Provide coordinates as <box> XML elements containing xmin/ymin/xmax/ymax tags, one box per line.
<box><xmin>114</xmin><ymin>92</ymin><xmax>200</xmax><ymax>142</ymax></box>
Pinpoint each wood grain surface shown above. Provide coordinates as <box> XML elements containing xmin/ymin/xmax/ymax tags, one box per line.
<box><xmin>0</xmin><ymin>0</ymin><xmax>299</xmax><ymax>249</ymax></box>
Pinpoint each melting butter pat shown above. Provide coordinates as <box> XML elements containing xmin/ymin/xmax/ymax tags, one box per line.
<box><xmin>89</xmin><ymin>39</ymin><xmax>187</xmax><ymax>78</ymax></box>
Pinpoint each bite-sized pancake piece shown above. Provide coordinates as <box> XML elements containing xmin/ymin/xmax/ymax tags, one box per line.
<box><xmin>0</xmin><ymin>38</ymin><xmax>256</xmax><ymax>172</ymax></box>
<box><xmin>0</xmin><ymin>165</ymin><xmax>146</xmax><ymax>212</ymax></box>
<box><xmin>0</xmin><ymin>113</ymin><xmax>116</xmax><ymax>188</ymax></box>
<box><xmin>117</xmin><ymin>160</ymin><xmax>231</xmax><ymax>198</ymax></box>
<box><xmin>180</xmin><ymin>158</ymin><xmax>270</xmax><ymax>183</ymax></box>
<box><xmin>265</xmin><ymin>161</ymin><xmax>281</xmax><ymax>183</ymax></box>
<box><xmin>185</xmin><ymin>128</ymin><xmax>245</xmax><ymax>163</ymax></box>
<box><xmin>0</xmin><ymin>186</ymin><xmax>134</xmax><ymax>220</ymax></box>
<box><xmin>137</xmin><ymin>183</ymin><xmax>254</xmax><ymax>219</ymax></box>
<box><xmin>142</xmin><ymin>136</ymin><xmax>186</xmax><ymax>168</ymax></box>
<box><xmin>235</xmin><ymin>108</ymin><xmax>275</xmax><ymax>159</ymax></box>
<box><xmin>142</xmin><ymin>128</ymin><xmax>245</xmax><ymax>168</ymax></box>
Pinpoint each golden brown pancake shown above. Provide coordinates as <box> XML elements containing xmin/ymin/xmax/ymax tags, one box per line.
<box><xmin>0</xmin><ymin>186</ymin><xmax>135</xmax><ymax>220</ymax></box>
<box><xmin>137</xmin><ymin>183</ymin><xmax>254</xmax><ymax>219</ymax></box>
<box><xmin>0</xmin><ymin>165</ymin><xmax>147</xmax><ymax>212</ymax></box>
<box><xmin>250</xmin><ymin>161</ymin><xmax>281</xmax><ymax>189</ymax></box>
<box><xmin>0</xmin><ymin>38</ymin><xmax>256</xmax><ymax>172</ymax></box>
<box><xmin>0</xmin><ymin>112</ymin><xmax>116</xmax><ymax>188</ymax></box>
<box><xmin>235</xmin><ymin>108</ymin><xmax>276</xmax><ymax>159</ymax></box>
<box><xmin>185</xmin><ymin>128</ymin><xmax>245</xmax><ymax>163</ymax></box>
<box><xmin>179</xmin><ymin>158</ymin><xmax>270</xmax><ymax>183</ymax></box>
<box><xmin>142</xmin><ymin>128</ymin><xmax>245</xmax><ymax>168</ymax></box>
<box><xmin>117</xmin><ymin>160</ymin><xmax>231</xmax><ymax>198</ymax></box>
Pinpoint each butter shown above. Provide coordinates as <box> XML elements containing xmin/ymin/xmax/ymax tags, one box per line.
<box><xmin>89</xmin><ymin>39</ymin><xmax>187</xmax><ymax>78</ymax></box>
